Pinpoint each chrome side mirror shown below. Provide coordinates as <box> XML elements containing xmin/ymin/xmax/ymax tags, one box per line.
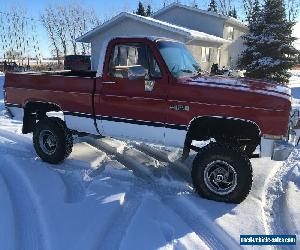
<box><xmin>128</xmin><ymin>65</ymin><xmax>146</xmax><ymax>80</ymax></box>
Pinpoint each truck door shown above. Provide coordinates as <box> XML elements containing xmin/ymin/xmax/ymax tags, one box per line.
<box><xmin>95</xmin><ymin>39</ymin><xmax>168</xmax><ymax>144</ymax></box>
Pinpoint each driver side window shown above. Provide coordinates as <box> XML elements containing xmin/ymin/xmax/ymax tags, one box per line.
<box><xmin>109</xmin><ymin>43</ymin><xmax>162</xmax><ymax>79</ymax></box>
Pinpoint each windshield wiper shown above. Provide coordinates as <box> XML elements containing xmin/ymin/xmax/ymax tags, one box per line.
<box><xmin>181</xmin><ymin>69</ymin><xmax>193</xmax><ymax>73</ymax></box>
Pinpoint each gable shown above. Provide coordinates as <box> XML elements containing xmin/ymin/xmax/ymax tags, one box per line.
<box><xmin>154</xmin><ymin>7</ymin><xmax>225</xmax><ymax>37</ymax></box>
<box><xmin>89</xmin><ymin>17</ymin><xmax>188</xmax><ymax>44</ymax></box>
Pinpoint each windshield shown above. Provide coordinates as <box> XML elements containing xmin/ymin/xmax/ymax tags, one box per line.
<box><xmin>292</xmin><ymin>87</ymin><xmax>300</xmax><ymax>100</ymax></box>
<box><xmin>157</xmin><ymin>41</ymin><xmax>200</xmax><ymax>78</ymax></box>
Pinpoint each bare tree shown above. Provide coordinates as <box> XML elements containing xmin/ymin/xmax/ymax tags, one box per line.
<box><xmin>241</xmin><ymin>0</ymin><xmax>255</xmax><ymax>20</ymax></box>
<box><xmin>41</xmin><ymin>8</ymin><xmax>62</xmax><ymax>63</ymax></box>
<box><xmin>286</xmin><ymin>0</ymin><xmax>300</xmax><ymax>21</ymax></box>
<box><xmin>218</xmin><ymin>0</ymin><xmax>233</xmax><ymax>15</ymax></box>
<box><xmin>0</xmin><ymin>6</ymin><xmax>40</xmax><ymax>64</ymax></box>
<box><xmin>41</xmin><ymin>3</ymin><xmax>100</xmax><ymax>57</ymax></box>
<box><xmin>56</xmin><ymin>6</ymin><xmax>69</xmax><ymax>57</ymax></box>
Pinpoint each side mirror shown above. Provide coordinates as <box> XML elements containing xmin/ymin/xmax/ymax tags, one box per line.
<box><xmin>128</xmin><ymin>65</ymin><xmax>146</xmax><ymax>80</ymax></box>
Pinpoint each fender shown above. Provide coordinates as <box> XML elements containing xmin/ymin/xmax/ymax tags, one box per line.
<box><xmin>187</xmin><ymin>115</ymin><xmax>262</xmax><ymax>134</ymax></box>
<box><xmin>182</xmin><ymin>115</ymin><xmax>262</xmax><ymax>159</ymax></box>
<box><xmin>22</xmin><ymin>101</ymin><xmax>64</xmax><ymax>134</ymax></box>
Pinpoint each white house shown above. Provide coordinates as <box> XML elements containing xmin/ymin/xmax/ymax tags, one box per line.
<box><xmin>77</xmin><ymin>4</ymin><xmax>247</xmax><ymax>72</ymax></box>
<box><xmin>153</xmin><ymin>3</ymin><xmax>248</xmax><ymax>69</ymax></box>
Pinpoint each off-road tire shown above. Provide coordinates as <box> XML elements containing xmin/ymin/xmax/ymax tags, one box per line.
<box><xmin>192</xmin><ymin>142</ymin><xmax>253</xmax><ymax>203</ymax></box>
<box><xmin>33</xmin><ymin>117</ymin><xmax>73</xmax><ymax>164</ymax></box>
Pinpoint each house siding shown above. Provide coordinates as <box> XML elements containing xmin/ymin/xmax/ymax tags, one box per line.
<box><xmin>186</xmin><ymin>40</ymin><xmax>221</xmax><ymax>71</ymax></box>
<box><xmin>154</xmin><ymin>6</ymin><xmax>248</xmax><ymax>69</ymax></box>
<box><xmin>154</xmin><ymin>8</ymin><xmax>225</xmax><ymax>37</ymax></box>
<box><xmin>222</xmin><ymin>23</ymin><xmax>247</xmax><ymax>67</ymax></box>
<box><xmin>89</xmin><ymin>17</ymin><xmax>221</xmax><ymax>72</ymax></box>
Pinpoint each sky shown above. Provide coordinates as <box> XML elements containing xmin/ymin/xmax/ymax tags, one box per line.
<box><xmin>2</xmin><ymin>0</ymin><xmax>212</xmax><ymax>57</ymax></box>
<box><xmin>0</xmin><ymin>0</ymin><xmax>299</xmax><ymax>57</ymax></box>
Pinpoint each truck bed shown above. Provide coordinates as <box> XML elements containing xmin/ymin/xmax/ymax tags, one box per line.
<box><xmin>4</xmin><ymin>71</ymin><xmax>96</xmax><ymax>116</ymax></box>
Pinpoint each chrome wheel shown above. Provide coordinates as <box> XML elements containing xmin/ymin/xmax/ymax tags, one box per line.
<box><xmin>39</xmin><ymin>130</ymin><xmax>57</xmax><ymax>155</ymax></box>
<box><xmin>204</xmin><ymin>160</ymin><xmax>237</xmax><ymax>195</ymax></box>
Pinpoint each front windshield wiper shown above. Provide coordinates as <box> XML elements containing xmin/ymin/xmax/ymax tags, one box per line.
<box><xmin>181</xmin><ymin>69</ymin><xmax>193</xmax><ymax>73</ymax></box>
<box><xmin>180</xmin><ymin>69</ymin><xmax>202</xmax><ymax>77</ymax></box>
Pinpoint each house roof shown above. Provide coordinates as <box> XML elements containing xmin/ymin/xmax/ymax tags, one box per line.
<box><xmin>76</xmin><ymin>12</ymin><xmax>229</xmax><ymax>44</ymax></box>
<box><xmin>152</xmin><ymin>3</ymin><xmax>248</xmax><ymax>30</ymax></box>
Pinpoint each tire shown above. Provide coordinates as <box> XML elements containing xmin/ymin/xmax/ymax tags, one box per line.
<box><xmin>33</xmin><ymin>117</ymin><xmax>73</xmax><ymax>164</ymax></box>
<box><xmin>192</xmin><ymin>142</ymin><xmax>253</xmax><ymax>203</ymax></box>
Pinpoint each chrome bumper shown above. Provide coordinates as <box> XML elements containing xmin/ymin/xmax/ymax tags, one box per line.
<box><xmin>271</xmin><ymin>140</ymin><xmax>294</xmax><ymax>161</ymax></box>
<box><xmin>260</xmin><ymin>137</ymin><xmax>294</xmax><ymax>161</ymax></box>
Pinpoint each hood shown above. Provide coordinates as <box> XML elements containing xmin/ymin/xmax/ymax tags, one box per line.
<box><xmin>187</xmin><ymin>75</ymin><xmax>291</xmax><ymax>101</ymax></box>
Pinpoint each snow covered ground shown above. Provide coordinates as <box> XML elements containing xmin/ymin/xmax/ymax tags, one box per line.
<box><xmin>0</xmin><ymin>73</ymin><xmax>299</xmax><ymax>249</ymax></box>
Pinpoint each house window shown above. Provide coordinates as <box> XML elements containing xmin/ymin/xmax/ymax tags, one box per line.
<box><xmin>217</xmin><ymin>48</ymin><xmax>221</xmax><ymax>65</ymax></box>
<box><xmin>201</xmin><ymin>47</ymin><xmax>211</xmax><ymax>62</ymax></box>
<box><xmin>227</xmin><ymin>26</ymin><xmax>234</xmax><ymax>40</ymax></box>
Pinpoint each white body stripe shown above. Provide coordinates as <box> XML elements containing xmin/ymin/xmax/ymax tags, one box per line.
<box><xmin>64</xmin><ymin>115</ymin><xmax>98</xmax><ymax>135</ymax></box>
<box><xmin>100</xmin><ymin>120</ymin><xmax>165</xmax><ymax>144</ymax></box>
<box><xmin>6</xmin><ymin>107</ymin><xmax>186</xmax><ymax>147</ymax></box>
<box><xmin>100</xmin><ymin>120</ymin><xmax>187</xmax><ymax>147</ymax></box>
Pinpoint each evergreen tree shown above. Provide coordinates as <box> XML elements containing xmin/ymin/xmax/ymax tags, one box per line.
<box><xmin>208</xmin><ymin>0</ymin><xmax>218</xmax><ymax>13</ymax></box>
<box><xmin>238</xmin><ymin>0</ymin><xmax>298</xmax><ymax>84</ymax></box>
<box><xmin>146</xmin><ymin>4</ymin><xmax>152</xmax><ymax>17</ymax></box>
<box><xmin>238</xmin><ymin>0</ymin><xmax>263</xmax><ymax>77</ymax></box>
<box><xmin>228</xmin><ymin>9</ymin><xmax>233</xmax><ymax>17</ymax></box>
<box><xmin>259</xmin><ymin>0</ymin><xmax>298</xmax><ymax>83</ymax></box>
<box><xmin>232</xmin><ymin>7</ymin><xmax>237</xmax><ymax>18</ymax></box>
<box><xmin>136</xmin><ymin>1</ymin><xmax>146</xmax><ymax>16</ymax></box>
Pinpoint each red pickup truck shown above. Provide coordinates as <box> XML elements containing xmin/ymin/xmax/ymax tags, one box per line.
<box><xmin>3</xmin><ymin>37</ymin><xmax>291</xmax><ymax>203</ymax></box>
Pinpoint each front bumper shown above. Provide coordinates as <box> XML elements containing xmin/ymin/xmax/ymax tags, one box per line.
<box><xmin>261</xmin><ymin>137</ymin><xmax>294</xmax><ymax>161</ymax></box>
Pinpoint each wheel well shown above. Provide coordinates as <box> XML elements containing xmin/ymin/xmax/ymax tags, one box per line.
<box><xmin>22</xmin><ymin>101</ymin><xmax>63</xmax><ymax>134</ymax></box>
<box><xmin>184</xmin><ymin>116</ymin><xmax>261</xmax><ymax>151</ymax></box>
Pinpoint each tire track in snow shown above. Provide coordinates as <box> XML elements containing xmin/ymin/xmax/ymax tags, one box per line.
<box><xmin>0</xmin><ymin>139</ymin><xmax>95</xmax><ymax>204</ymax></box>
<box><xmin>84</xmin><ymin>137</ymin><xmax>193</xmax><ymax>194</ymax></box>
<box><xmin>85</xmin><ymin>137</ymin><xmax>237</xmax><ymax>249</ymax></box>
<box><xmin>56</xmin><ymin>169</ymin><xmax>87</xmax><ymax>203</ymax></box>
<box><xmin>97</xmin><ymin>183</ymin><xmax>146</xmax><ymax>250</ymax></box>
<box><xmin>127</xmin><ymin>141</ymin><xmax>240</xmax><ymax>249</ymax></box>
<box><xmin>0</xmin><ymin>156</ymin><xmax>50</xmax><ymax>250</ymax></box>
<box><xmin>84</xmin><ymin>136</ymin><xmax>155</xmax><ymax>181</ymax></box>
<box><xmin>0</xmin><ymin>174</ymin><xmax>16</xmax><ymax>250</ymax></box>
<box><xmin>130</xmin><ymin>142</ymin><xmax>191</xmax><ymax>183</ymax></box>
<box><xmin>162</xmin><ymin>196</ymin><xmax>240</xmax><ymax>250</ymax></box>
